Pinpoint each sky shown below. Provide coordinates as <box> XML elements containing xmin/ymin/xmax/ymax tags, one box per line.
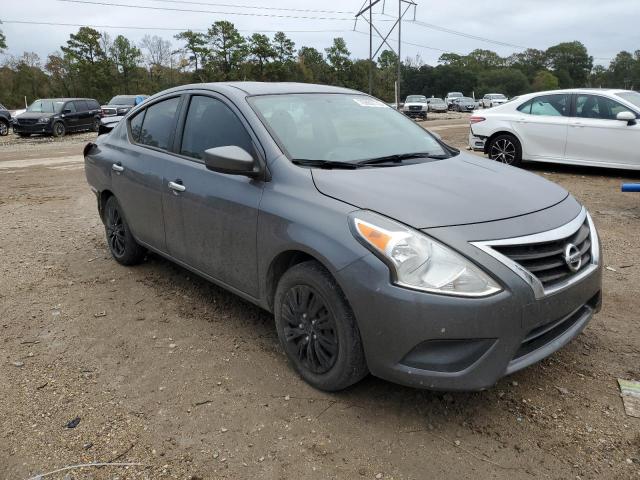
<box><xmin>1</xmin><ymin>0</ymin><xmax>638</xmax><ymax>67</ymax></box>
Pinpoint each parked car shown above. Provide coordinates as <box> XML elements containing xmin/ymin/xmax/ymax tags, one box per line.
<box><xmin>445</xmin><ymin>92</ymin><xmax>463</xmax><ymax>110</ymax></box>
<box><xmin>452</xmin><ymin>97</ymin><xmax>476</xmax><ymax>112</ymax></box>
<box><xmin>101</xmin><ymin>94</ymin><xmax>148</xmax><ymax>117</ymax></box>
<box><xmin>85</xmin><ymin>82</ymin><xmax>602</xmax><ymax>392</ymax></box>
<box><xmin>469</xmin><ymin>89</ymin><xmax>640</xmax><ymax>170</ymax></box>
<box><xmin>426</xmin><ymin>97</ymin><xmax>447</xmax><ymax>113</ymax></box>
<box><xmin>402</xmin><ymin>95</ymin><xmax>428</xmax><ymax>119</ymax></box>
<box><xmin>14</xmin><ymin>98</ymin><xmax>101</xmax><ymax>138</ymax></box>
<box><xmin>481</xmin><ymin>93</ymin><xmax>508</xmax><ymax>108</ymax></box>
<box><xmin>0</xmin><ymin>103</ymin><xmax>11</xmax><ymax>136</ymax></box>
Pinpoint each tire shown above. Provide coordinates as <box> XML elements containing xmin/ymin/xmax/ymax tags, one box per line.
<box><xmin>52</xmin><ymin>121</ymin><xmax>66</xmax><ymax>138</ymax></box>
<box><xmin>91</xmin><ymin>117</ymin><xmax>100</xmax><ymax>132</ymax></box>
<box><xmin>488</xmin><ymin>134</ymin><xmax>522</xmax><ymax>167</ymax></box>
<box><xmin>18</xmin><ymin>133</ymin><xmax>31</xmax><ymax>138</ymax></box>
<box><xmin>274</xmin><ymin>261</ymin><xmax>368</xmax><ymax>391</ymax></box>
<box><xmin>103</xmin><ymin>195</ymin><xmax>146</xmax><ymax>266</ymax></box>
<box><xmin>0</xmin><ymin>120</ymin><xmax>8</xmax><ymax>136</ymax></box>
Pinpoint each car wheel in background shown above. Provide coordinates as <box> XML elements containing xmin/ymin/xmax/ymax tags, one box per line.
<box><xmin>52</xmin><ymin>121</ymin><xmax>66</xmax><ymax>138</ymax></box>
<box><xmin>103</xmin><ymin>195</ymin><xmax>146</xmax><ymax>266</ymax></box>
<box><xmin>274</xmin><ymin>261</ymin><xmax>368</xmax><ymax>391</ymax></box>
<box><xmin>488</xmin><ymin>134</ymin><xmax>522</xmax><ymax>166</ymax></box>
<box><xmin>0</xmin><ymin>120</ymin><xmax>9</xmax><ymax>136</ymax></box>
<box><xmin>91</xmin><ymin>118</ymin><xmax>100</xmax><ymax>132</ymax></box>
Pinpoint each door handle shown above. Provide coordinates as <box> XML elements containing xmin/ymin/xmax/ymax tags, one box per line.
<box><xmin>168</xmin><ymin>180</ymin><xmax>186</xmax><ymax>193</ymax></box>
<box><xmin>570</xmin><ymin>122</ymin><xmax>585</xmax><ymax>128</ymax></box>
<box><xmin>112</xmin><ymin>162</ymin><xmax>124</xmax><ymax>173</ymax></box>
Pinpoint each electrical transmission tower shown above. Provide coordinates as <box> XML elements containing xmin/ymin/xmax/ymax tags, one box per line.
<box><xmin>354</xmin><ymin>0</ymin><xmax>417</xmax><ymax>108</ymax></box>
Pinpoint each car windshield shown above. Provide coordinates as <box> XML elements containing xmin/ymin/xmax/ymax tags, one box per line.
<box><xmin>449</xmin><ymin>93</ymin><xmax>462</xmax><ymax>97</ymax></box>
<box><xmin>109</xmin><ymin>95</ymin><xmax>137</xmax><ymax>106</ymax></box>
<box><xmin>491</xmin><ymin>94</ymin><xmax>506</xmax><ymax>99</ymax></box>
<box><xmin>27</xmin><ymin>99</ymin><xmax>65</xmax><ymax>113</ymax></box>
<box><xmin>406</xmin><ymin>95</ymin><xmax>427</xmax><ymax>103</ymax></box>
<box><xmin>430</xmin><ymin>98</ymin><xmax>445</xmax><ymax>103</ymax></box>
<box><xmin>615</xmin><ymin>91</ymin><xmax>640</xmax><ymax>110</ymax></box>
<box><xmin>250</xmin><ymin>94</ymin><xmax>448</xmax><ymax>164</ymax></box>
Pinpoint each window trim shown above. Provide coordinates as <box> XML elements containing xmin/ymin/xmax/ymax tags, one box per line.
<box><xmin>126</xmin><ymin>94</ymin><xmax>185</xmax><ymax>155</ymax></box>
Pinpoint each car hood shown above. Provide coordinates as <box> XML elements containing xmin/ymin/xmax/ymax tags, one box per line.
<box><xmin>311</xmin><ymin>152</ymin><xmax>569</xmax><ymax>229</ymax></box>
<box><xmin>17</xmin><ymin>112</ymin><xmax>55</xmax><ymax>119</ymax></box>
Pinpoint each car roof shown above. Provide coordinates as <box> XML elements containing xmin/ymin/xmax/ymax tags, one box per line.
<box><xmin>34</xmin><ymin>98</ymin><xmax>96</xmax><ymax>102</ymax></box>
<box><xmin>165</xmin><ymin>81</ymin><xmax>361</xmax><ymax>96</ymax></box>
<box><xmin>521</xmin><ymin>88</ymin><xmax>633</xmax><ymax>97</ymax></box>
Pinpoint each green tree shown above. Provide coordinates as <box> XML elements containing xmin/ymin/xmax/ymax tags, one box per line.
<box><xmin>545</xmin><ymin>41</ymin><xmax>593</xmax><ymax>87</ymax></box>
<box><xmin>465</xmin><ymin>49</ymin><xmax>505</xmax><ymax>70</ymax></box>
<box><xmin>174</xmin><ymin>30</ymin><xmax>208</xmax><ymax>80</ymax></box>
<box><xmin>61</xmin><ymin>27</ymin><xmax>105</xmax><ymax>64</ymax></box>
<box><xmin>296</xmin><ymin>46</ymin><xmax>328</xmax><ymax>83</ymax></box>
<box><xmin>507</xmin><ymin>48</ymin><xmax>547</xmax><ymax>81</ymax></box>
<box><xmin>247</xmin><ymin>33</ymin><xmax>274</xmax><ymax>78</ymax></box>
<box><xmin>206</xmin><ymin>21</ymin><xmax>247</xmax><ymax>80</ymax></box>
<box><xmin>110</xmin><ymin>35</ymin><xmax>142</xmax><ymax>92</ymax></box>
<box><xmin>478</xmin><ymin>68</ymin><xmax>530</xmax><ymax>97</ymax></box>
<box><xmin>531</xmin><ymin>70</ymin><xmax>559</xmax><ymax>91</ymax></box>
<box><xmin>608</xmin><ymin>51</ymin><xmax>637</xmax><ymax>89</ymax></box>
<box><xmin>273</xmin><ymin>32</ymin><xmax>295</xmax><ymax>63</ymax></box>
<box><xmin>325</xmin><ymin>37</ymin><xmax>351</xmax><ymax>85</ymax></box>
<box><xmin>0</xmin><ymin>30</ymin><xmax>7</xmax><ymax>53</ymax></box>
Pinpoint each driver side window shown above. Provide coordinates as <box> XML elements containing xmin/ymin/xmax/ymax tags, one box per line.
<box><xmin>575</xmin><ymin>94</ymin><xmax>630</xmax><ymax>120</ymax></box>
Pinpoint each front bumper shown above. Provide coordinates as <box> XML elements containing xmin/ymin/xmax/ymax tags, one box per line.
<box><xmin>13</xmin><ymin>123</ymin><xmax>53</xmax><ymax>134</ymax></box>
<box><xmin>403</xmin><ymin>110</ymin><xmax>427</xmax><ymax>118</ymax></box>
<box><xmin>337</xmin><ymin>208</ymin><xmax>602</xmax><ymax>391</ymax></box>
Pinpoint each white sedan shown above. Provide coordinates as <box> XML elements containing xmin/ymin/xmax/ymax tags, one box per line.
<box><xmin>481</xmin><ymin>93</ymin><xmax>508</xmax><ymax>108</ymax></box>
<box><xmin>469</xmin><ymin>89</ymin><xmax>640</xmax><ymax>170</ymax></box>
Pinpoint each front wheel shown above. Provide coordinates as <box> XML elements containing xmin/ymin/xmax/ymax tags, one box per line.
<box><xmin>52</xmin><ymin>121</ymin><xmax>66</xmax><ymax>138</ymax></box>
<box><xmin>103</xmin><ymin>196</ymin><xmax>146</xmax><ymax>265</ymax></box>
<box><xmin>488</xmin><ymin>134</ymin><xmax>522</xmax><ymax>166</ymax></box>
<box><xmin>91</xmin><ymin>118</ymin><xmax>100</xmax><ymax>132</ymax></box>
<box><xmin>0</xmin><ymin>120</ymin><xmax>8</xmax><ymax>136</ymax></box>
<box><xmin>274</xmin><ymin>261</ymin><xmax>368</xmax><ymax>391</ymax></box>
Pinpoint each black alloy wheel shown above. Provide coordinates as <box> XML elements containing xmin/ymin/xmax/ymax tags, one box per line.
<box><xmin>52</xmin><ymin>121</ymin><xmax>66</xmax><ymax>138</ymax></box>
<box><xmin>281</xmin><ymin>285</ymin><xmax>338</xmax><ymax>374</ymax></box>
<box><xmin>103</xmin><ymin>196</ymin><xmax>146</xmax><ymax>265</ymax></box>
<box><xmin>106</xmin><ymin>201</ymin><xmax>127</xmax><ymax>258</ymax></box>
<box><xmin>488</xmin><ymin>134</ymin><xmax>522</xmax><ymax>166</ymax></box>
<box><xmin>0</xmin><ymin>120</ymin><xmax>8</xmax><ymax>136</ymax></box>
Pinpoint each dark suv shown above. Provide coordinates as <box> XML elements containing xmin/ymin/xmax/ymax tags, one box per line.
<box><xmin>0</xmin><ymin>103</ymin><xmax>11</xmax><ymax>136</ymax></box>
<box><xmin>14</xmin><ymin>98</ymin><xmax>101</xmax><ymax>138</ymax></box>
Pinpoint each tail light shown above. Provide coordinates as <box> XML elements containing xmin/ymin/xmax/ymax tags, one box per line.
<box><xmin>469</xmin><ymin>116</ymin><xmax>485</xmax><ymax>124</ymax></box>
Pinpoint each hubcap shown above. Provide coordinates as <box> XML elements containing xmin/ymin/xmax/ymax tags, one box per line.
<box><xmin>490</xmin><ymin>138</ymin><xmax>516</xmax><ymax>164</ymax></box>
<box><xmin>281</xmin><ymin>285</ymin><xmax>338</xmax><ymax>374</ymax></box>
<box><xmin>106</xmin><ymin>205</ymin><xmax>126</xmax><ymax>257</ymax></box>
<box><xmin>0</xmin><ymin>123</ymin><xmax>7</xmax><ymax>135</ymax></box>
<box><xmin>55</xmin><ymin>124</ymin><xmax>64</xmax><ymax>136</ymax></box>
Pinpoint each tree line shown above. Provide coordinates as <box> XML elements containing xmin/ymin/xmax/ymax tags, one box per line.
<box><xmin>0</xmin><ymin>23</ymin><xmax>638</xmax><ymax>109</ymax></box>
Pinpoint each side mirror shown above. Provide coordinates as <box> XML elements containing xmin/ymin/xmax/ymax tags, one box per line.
<box><xmin>616</xmin><ymin>111</ymin><xmax>636</xmax><ymax>125</ymax></box>
<box><xmin>203</xmin><ymin>146</ymin><xmax>260</xmax><ymax>177</ymax></box>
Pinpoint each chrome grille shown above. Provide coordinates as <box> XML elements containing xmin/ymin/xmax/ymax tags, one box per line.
<box><xmin>493</xmin><ymin>219</ymin><xmax>591</xmax><ymax>289</ymax></box>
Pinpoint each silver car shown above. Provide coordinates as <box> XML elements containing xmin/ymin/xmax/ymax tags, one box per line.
<box><xmin>453</xmin><ymin>97</ymin><xmax>477</xmax><ymax>112</ymax></box>
<box><xmin>84</xmin><ymin>82</ymin><xmax>602</xmax><ymax>392</ymax></box>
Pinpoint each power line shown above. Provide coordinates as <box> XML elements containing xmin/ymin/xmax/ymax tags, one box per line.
<box><xmin>407</xmin><ymin>19</ymin><xmax>528</xmax><ymax>50</ymax></box>
<box><xmin>143</xmin><ymin>0</ymin><xmax>354</xmax><ymax>15</ymax></box>
<box><xmin>55</xmin><ymin>0</ymin><xmax>355</xmax><ymax>21</ymax></box>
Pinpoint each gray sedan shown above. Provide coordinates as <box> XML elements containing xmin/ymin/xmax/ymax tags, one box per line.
<box><xmin>453</xmin><ymin>96</ymin><xmax>477</xmax><ymax>112</ymax></box>
<box><xmin>84</xmin><ymin>82</ymin><xmax>602</xmax><ymax>392</ymax></box>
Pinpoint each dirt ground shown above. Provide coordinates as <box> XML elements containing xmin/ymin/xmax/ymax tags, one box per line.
<box><xmin>1</xmin><ymin>120</ymin><xmax>639</xmax><ymax>480</ymax></box>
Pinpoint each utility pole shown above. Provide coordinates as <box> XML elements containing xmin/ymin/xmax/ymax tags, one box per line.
<box><xmin>354</xmin><ymin>0</ymin><xmax>417</xmax><ymax>107</ymax></box>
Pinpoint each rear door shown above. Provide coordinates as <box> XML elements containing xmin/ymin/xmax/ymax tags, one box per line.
<box><xmin>162</xmin><ymin>92</ymin><xmax>265</xmax><ymax>297</ymax></box>
<box><xmin>565</xmin><ymin>93</ymin><xmax>640</xmax><ymax>168</ymax></box>
<box><xmin>513</xmin><ymin>93</ymin><xmax>571</xmax><ymax>162</ymax></box>
<box><xmin>110</xmin><ymin>95</ymin><xmax>183</xmax><ymax>251</ymax></box>
<box><xmin>62</xmin><ymin>101</ymin><xmax>80</xmax><ymax>130</ymax></box>
<box><xmin>74</xmin><ymin>100</ymin><xmax>91</xmax><ymax>130</ymax></box>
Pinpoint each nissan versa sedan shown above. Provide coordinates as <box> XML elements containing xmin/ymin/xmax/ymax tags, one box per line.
<box><xmin>84</xmin><ymin>82</ymin><xmax>602</xmax><ymax>392</ymax></box>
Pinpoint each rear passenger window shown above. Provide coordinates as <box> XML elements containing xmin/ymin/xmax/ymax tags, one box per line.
<box><xmin>518</xmin><ymin>94</ymin><xmax>570</xmax><ymax>117</ymax></box>
<box><xmin>74</xmin><ymin>100</ymin><xmax>88</xmax><ymax>112</ymax></box>
<box><xmin>129</xmin><ymin>110</ymin><xmax>145</xmax><ymax>143</ymax></box>
<box><xmin>64</xmin><ymin>102</ymin><xmax>76</xmax><ymax>113</ymax></box>
<box><xmin>136</xmin><ymin>97</ymin><xmax>181</xmax><ymax>150</ymax></box>
<box><xmin>180</xmin><ymin>96</ymin><xmax>254</xmax><ymax>160</ymax></box>
<box><xmin>87</xmin><ymin>100</ymin><xmax>100</xmax><ymax>110</ymax></box>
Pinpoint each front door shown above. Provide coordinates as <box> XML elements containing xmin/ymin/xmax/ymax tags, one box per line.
<box><xmin>565</xmin><ymin>94</ymin><xmax>640</xmax><ymax>169</ymax></box>
<box><xmin>162</xmin><ymin>94</ymin><xmax>264</xmax><ymax>297</ymax></box>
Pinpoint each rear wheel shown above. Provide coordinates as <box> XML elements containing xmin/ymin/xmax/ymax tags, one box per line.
<box><xmin>488</xmin><ymin>134</ymin><xmax>522</xmax><ymax>166</ymax></box>
<box><xmin>274</xmin><ymin>261</ymin><xmax>368</xmax><ymax>391</ymax></box>
<box><xmin>0</xmin><ymin>120</ymin><xmax>8</xmax><ymax>136</ymax></box>
<box><xmin>91</xmin><ymin>118</ymin><xmax>100</xmax><ymax>132</ymax></box>
<box><xmin>52</xmin><ymin>121</ymin><xmax>66</xmax><ymax>138</ymax></box>
<box><xmin>103</xmin><ymin>196</ymin><xmax>146</xmax><ymax>265</ymax></box>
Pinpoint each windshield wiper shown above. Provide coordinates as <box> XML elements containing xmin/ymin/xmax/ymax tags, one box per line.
<box><xmin>357</xmin><ymin>152</ymin><xmax>448</xmax><ymax>166</ymax></box>
<box><xmin>292</xmin><ymin>159</ymin><xmax>361</xmax><ymax>170</ymax></box>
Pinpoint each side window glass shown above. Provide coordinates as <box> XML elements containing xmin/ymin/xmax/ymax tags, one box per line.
<box><xmin>74</xmin><ymin>100</ymin><xmax>88</xmax><ymax>112</ymax></box>
<box><xmin>529</xmin><ymin>94</ymin><xmax>569</xmax><ymax>117</ymax></box>
<box><xmin>65</xmin><ymin>102</ymin><xmax>76</xmax><ymax>113</ymax></box>
<box><xmin>129</xmin><ymin>110</ymin><xmax>145</xmax><ymax>143</ymax></box>
<box><xmin>576</xmin><ymin>95</ymin><xmax>630</xmax><ymax>120</ymax></box>
<box><xmin>180</xmin><ymin>96</ymin><xmax>254</xmax><ymax>160</ymax></box>
<box><xmin>138</xmin><ymin>97</ymin><xmax>181</xmax><ymax>150</ymax></box>
<box><xmin>517</xmin><ymin>100</ymin><xmax>532</xmax><ymax>114</ymax></box>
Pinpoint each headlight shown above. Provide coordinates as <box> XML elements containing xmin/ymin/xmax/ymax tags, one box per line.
<box><xmin>37</xmin><ymin>117</ymin><xmax>51</xmax><ymax>124</ymax></box>
<box><xmin>116</xmin><ymin>107</ymin><xmax>129</xmax><ymax>114</ymax></box>
<box><xmin>350</xmin><ymin>211</ymin><xmax>502</xmax><ymax>297</ymax></box>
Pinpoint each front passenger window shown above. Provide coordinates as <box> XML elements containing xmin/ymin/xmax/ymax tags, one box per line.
<box><xmin>180</xmin><ymin>96</ymin><xmax>254</xmax><ymax>160</ymax></box>
<box><xmin>575</xmin><ymin>94</ymin><xmax>631</xmax><ymax>120</ymax></box>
